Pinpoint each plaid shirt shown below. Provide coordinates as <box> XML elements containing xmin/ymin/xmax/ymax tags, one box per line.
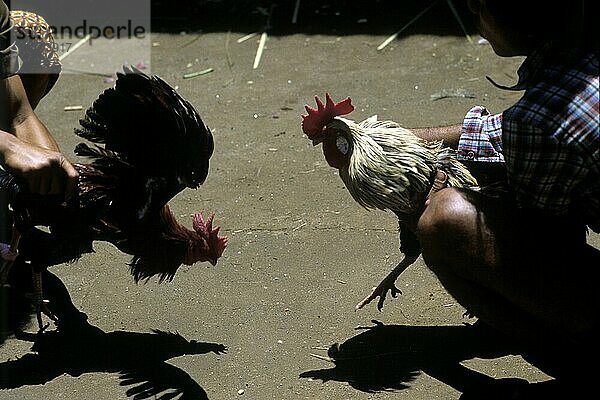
<box><xmin>458</xmin><ymin>106</ymin><xmax>504</xmax><ymax>162</ymax></box>
<box><xmin>458</xmin><ymin>43</ymin><xmax>599</xmax><ymax>232</ymax></box>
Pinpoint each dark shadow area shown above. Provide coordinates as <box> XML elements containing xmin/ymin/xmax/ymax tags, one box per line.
<box><xmin>8</xmin><ymin>0</ymin><xmax>477</xmax><ymax>37</ymax></box>
<box><xmin>1</xmin><ymin>268</ymin><xmax>226</xmax><ymax>399</ymax></box>
<box><xmin>1</xmin><ymin>259</ymin><xmax>94</xmax><ymax>346</ymax></box>
<box><xmin>0</xmin><ymin>328</ymin><xmax>225</xmax><ymax>399</ymax></box>
<box><xmin>150</xmin><ymin>0</ymin><xmax>477</xmax><ymax>37</ymax></box>
<box><xmin>300</xmin><ymin>321</ymin><xmax>593</xmax><ymax>400</ymax></box>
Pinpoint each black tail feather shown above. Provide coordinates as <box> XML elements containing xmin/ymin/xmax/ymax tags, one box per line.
<box><xmin>0</xmin><ymin>169</ymin><xmax>21</xmax><ymax>199</ymax></box>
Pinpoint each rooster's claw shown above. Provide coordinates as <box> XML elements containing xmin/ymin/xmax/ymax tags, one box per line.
<box><xmin>356</xmin><ymin>280</ymin><xmax>402</xmax><ymax>311</ymax></box>
<box><xmin>36</xmin><ymin>299</ymin><xmax>58</xmax><ymax>329</ymax></box>
<box><xmin>355</xmin><ymin>255</ymin><xmax>418</xmax><ymax>311</ymax></box>
<box><xmin>26</xmin><ymin>293</ymin><xmax>58</xmax><ymax>330</ymax></box>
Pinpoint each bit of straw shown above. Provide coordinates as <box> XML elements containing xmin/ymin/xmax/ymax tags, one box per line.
<box><xmin>445</xmin><ymin>0</ymin><xmax>473</xmax><ymax>44</ymax></box>
<box><xmin>377</xmin><ymin>0</ymin><xmax>439</xmax><ymax>51</ymax></box>
<box><xmin>292</xmin><ymin>222</ymin><xmax>307</xmax><ymax>232</ymax></box>
<box><xmin>64</xmin><ymin>105</ymin><xmax>83</xmax><ymax>111</ymax></box>
<box><xmin>237</xmin><ymin>32</ymin><xmax>258</xmax><ymax>43</ymax></box>
<box><xmin>292</xmin><ymin>0</ymin><xmax>301</xmax><ymax>24</ymax></box>
<box><xmin>253</xmin><ymin>32</ymin><xmax>268</xmax><ymax>69</ymax></box>
<box><xmin>59</xmin><ymin>34</ymin><xmax>91</xmax><ymax>61</ymax></box>
<box><xmin>183</xmin><ymin>68</ymin><xmax>214</xmax><ymax>79</ymax></box>
<box><xmin>310</xmin><ymin>353</ymin><xmax>334</xmax><ymax>362</ymax></box>
<box><xmin>180</xmin><ymin>31</ymin><xmax>203</xmax><ymax>48</ymax></box>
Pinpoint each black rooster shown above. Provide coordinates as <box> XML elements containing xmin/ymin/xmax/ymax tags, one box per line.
<box><xmin>0</xmin><ymin>67</ymin><xmax>227</xmax><ymax>328</ymax></box>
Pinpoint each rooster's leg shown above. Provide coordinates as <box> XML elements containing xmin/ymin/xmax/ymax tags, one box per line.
<box><xmin>356</xmin><ymin>254</ymin><xmax>419</xmax><ymax>311</ymax></box>
<box><xmin>26</xmin><ymin>265</ymin><xmax>58</xmax><ymax>331</ymax></box>
<box><xmin>0</xmin><ymin>227</ymin><xmax>21</xmax><ymax>286</ymax></box>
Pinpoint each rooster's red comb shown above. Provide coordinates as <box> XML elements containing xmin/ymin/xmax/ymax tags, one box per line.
<box><xmin>302</xmin><ymin>93</ymin><xmax>354</xmax><ymax>138</ymax></box>
<box><xmin>193</xmin><ymin>212</ymin><xmax>228</xmax><ymax>258</ymax></box>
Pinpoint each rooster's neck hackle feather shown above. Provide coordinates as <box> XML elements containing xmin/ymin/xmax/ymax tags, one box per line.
<box><xmin>338</xmin><ymin>115</ymin><xmax>477</xmax><ymax>216</ymax></box>
<box><xmin>128</xmin><ymin>205</ymin><xmax>198</xmax><ymax>284</ymax></box>
<box><xmin>339</xmin><ymin>116</ymin><xmax>438</xmax><ymax>214</ymax></box>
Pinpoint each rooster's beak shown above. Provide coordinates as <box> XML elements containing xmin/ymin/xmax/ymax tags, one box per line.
<box><xmin>311</xmin><ymin>137</ymin><xmax>324</xmax><ymax>146</ymax></box>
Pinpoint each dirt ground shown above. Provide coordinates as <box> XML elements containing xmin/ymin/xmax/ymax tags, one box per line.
<box><xmin>1</xmin><ymin>1</ymin><xmax>598</xmax><ymax>399</ymax></box>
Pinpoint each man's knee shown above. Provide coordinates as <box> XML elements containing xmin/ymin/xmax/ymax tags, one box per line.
<box><xmin>418</xmin><ymin>189</ymin><xmax>474</xmax><ymax>238</ymax></box>
<box><xmin>417</xmin><ymin>188</ymin><xmax>477</xmax><ymax>267</ymax></box>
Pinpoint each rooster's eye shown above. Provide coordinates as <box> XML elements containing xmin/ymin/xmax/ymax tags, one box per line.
<box><xmin>336</xmin><ymin>136</ymin><xmax>349</xmax><ymax>155</ymax></box>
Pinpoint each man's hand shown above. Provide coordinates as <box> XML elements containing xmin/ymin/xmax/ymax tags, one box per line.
<box><xmin>2</xmin><ymin>133</ymin><xmax>78</xmax><ymax>200</ymax></box>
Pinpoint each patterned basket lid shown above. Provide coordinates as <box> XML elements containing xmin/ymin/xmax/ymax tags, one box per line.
<box><xmin>10</xmin><ymin>10</ymin><xmax>61</xmax><ymax>96</ymax></box>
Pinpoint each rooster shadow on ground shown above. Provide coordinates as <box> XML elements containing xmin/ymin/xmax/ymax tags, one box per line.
<box><xmin>300</xmin><ymin>320</ymin><xmax>593</xmax><ymax>400</ymax></box>
<box><xmin>0</xmin><ymin>268</ymin><xmax>226</xmax><ymax>400</ymax></box>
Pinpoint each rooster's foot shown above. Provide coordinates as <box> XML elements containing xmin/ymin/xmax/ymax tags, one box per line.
<box><xmin>355</xmin><ymin>255</ymin><xmax>418</xmax><ymax>311</ymax></box>
<box><xmin>25</xmin><ymin>294</ymin><xmax>58</xmax><ymax>331</ymax></box>
<box><xmin>27</xmin><ymin>270</ymin><xmax>57</xmax><ymax>330</ymax></box>
<box><xmin>356</xmin><ymin>276</ymin><xmax>402</xmax><ymax>311</ymax></box>
<box><xmin>35</xmin><ymin>298</ymin><xmax>57</xmax><ymax>331</ymax></box>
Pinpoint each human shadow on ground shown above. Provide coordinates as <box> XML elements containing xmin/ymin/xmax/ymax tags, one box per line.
<box><xmin>300</xmin><ymin>321</ymin><xmax>593</xmax><ymax>400</ymax></box>
<box><xmin>0</xmin><ymin>268</ymin><xmax>226</xmax><ymax>399</ymax></box>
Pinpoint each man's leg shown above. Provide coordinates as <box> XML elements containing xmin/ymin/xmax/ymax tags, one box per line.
<box><xmin>417</xmin><ymin>188</ymin><xmax>599</xmax><ymax>348</ymax></box>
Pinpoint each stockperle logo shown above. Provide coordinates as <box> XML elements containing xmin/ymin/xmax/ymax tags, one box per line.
<box><xmin>12</xmin><ymin>0</ymin><xmax>151</xmax><ymax>75</ymax></box>
<box><xmin>36</xmin><ymin>19</ymin><xmax>147</xmax><ymax>43</ymax></box>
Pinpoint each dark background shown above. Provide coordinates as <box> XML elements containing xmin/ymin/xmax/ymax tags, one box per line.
<box><xmin>150</xmin><ymin>0</ymin><xmax>476</xmax><ymax>36</ymax></box>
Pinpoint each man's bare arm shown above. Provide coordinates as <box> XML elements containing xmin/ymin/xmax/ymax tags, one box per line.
<box><xmin>411</xmin><ymin>124</ymin><xmax>462</xmax><ymax>149</ymax></box>
<box><xmin>1</xmin><ymin>74</ymin><xmax>60</xmax><ymax>150</ymax></box>
<box><xmin>1</xmin><ymin>74</ymin><xmax>77</xmax><ymax>198</ymax></box>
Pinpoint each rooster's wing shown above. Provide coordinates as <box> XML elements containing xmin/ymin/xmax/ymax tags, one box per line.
<box><xmin>73</xmin><ymin>66</ymin><xmax>214</xmax><ymax>219</ymax></box>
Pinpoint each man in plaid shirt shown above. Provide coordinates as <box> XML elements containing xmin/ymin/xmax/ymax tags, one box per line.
<box><xmin>413</xmin><ymin>0</ymin><xmax>598</xmax><ymax>396</ymax></box>
<box><xmin>457</xmin><ymin>45</ymin><xmax>598</xmax><ymax>232</ymax></box>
